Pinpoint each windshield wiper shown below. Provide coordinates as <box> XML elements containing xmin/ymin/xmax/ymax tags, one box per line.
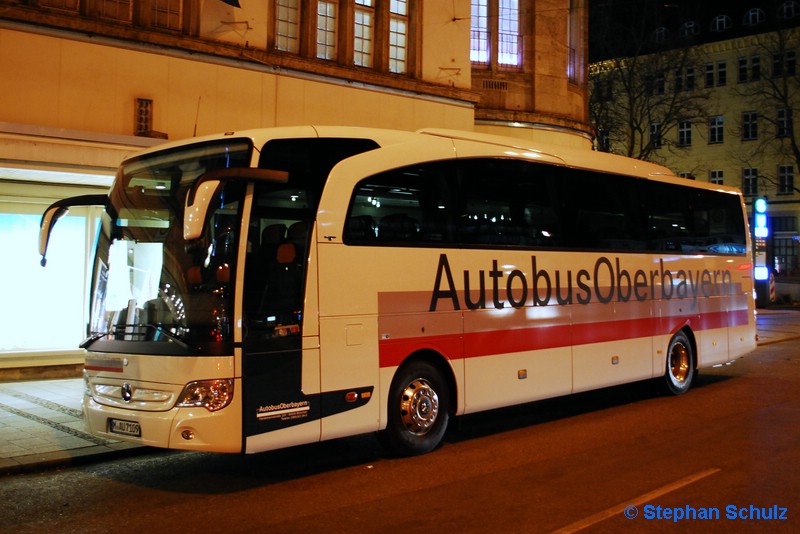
<box><xmin>80</xmin><ymin>332</ymin><xmax>105</xmax><ymax>350</ymax></box>
<box><xmin>151</xmin><ymin>325</ymin><xmax>199</xmax><ymax>353</ymax></box>
<box><xmin>82</xmin><ymin>324</ymin><xmax>199</xmax><ymax>353</ymax></box>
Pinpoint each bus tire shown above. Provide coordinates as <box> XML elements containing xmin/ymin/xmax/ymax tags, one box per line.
<box><xmin>380</xmin><ymin>360</ymin><xmax>450</xmax><ymax>456</ymax></box>
<box><xmin>662</xmin><ymin>331</ymin><xmax>695</xmax><ymax>395</ymax></box>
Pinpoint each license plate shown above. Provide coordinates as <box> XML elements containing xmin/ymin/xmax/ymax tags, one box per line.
<box><xmin>109</xmin><ymin>418</ymin><xmax>141</xmax><ymax>437</ymax></box>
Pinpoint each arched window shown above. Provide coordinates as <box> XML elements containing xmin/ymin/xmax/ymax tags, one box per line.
<box><xmin>654</xmin><ymin>26</ymin><xmax>669</xmax><ymax>44</ymax></box>
<box><xmin>780</xmin><ymin>1</ymin><xmax>800</xmax><ymax>19</ymax></box>
<box><xmin>680</xmin><ymin>21</ymin><xmax>700</xmax><ymax>37</ymax></box>
<box><xmin>710</xmin><ymin>15</ymin><xmax>732</xmax><ymax>32</ymax></box>
<box><xmin>743</xmin><ymin>8</ymin><xmax>766</xmax><ymax>26</ymax></box>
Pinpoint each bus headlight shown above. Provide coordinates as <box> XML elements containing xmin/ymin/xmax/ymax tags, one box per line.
<box><xmin>176</xmin><ymin>379</ymin><xmax>234</xmax><ymax>412</ymax></box>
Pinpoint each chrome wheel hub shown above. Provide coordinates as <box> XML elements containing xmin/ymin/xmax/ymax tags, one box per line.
<box><xmin>399</xmin><ymin>378</ymin><xmax>439</xmax><ymax>436</ymax></box>
<box><xmin>669</xmin><ymin>342</ymin><xmax>690</xmax><ymax>386</ymax></box>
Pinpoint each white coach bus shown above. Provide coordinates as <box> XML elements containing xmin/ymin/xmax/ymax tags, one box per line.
<box><xmin>39</xmin><ymin>126</ymin><xmax>756</xmax><ymax>456</ymax></box>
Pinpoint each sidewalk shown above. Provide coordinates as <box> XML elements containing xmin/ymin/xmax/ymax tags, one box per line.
<box><xmin>0</xmin><ymin>378</ymin><xmax>144</xmax><ymax>475</ymax></box>
<box><xmin>2</xmin><ymin>310</ymin><xmax>799</xmax><ymax>476</ymax></box>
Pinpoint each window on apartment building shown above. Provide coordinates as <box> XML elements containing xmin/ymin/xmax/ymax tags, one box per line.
<box><xmin>738</xmin><ymin>55</ymin><xmax>764</xmax><ymax>83</ymax></box>
<box><xmin>675</xmin><ymin>67</ymin><xmax>695</xmax><ymax>92</ymax></box>
<box><xmin>717</xmin><ymin>61</ymin><xmax>727</xmax><ymax>85</ymax></box>
<box><xmin>499</xmin><ymin>0</ymin><xmax>521</xmax><ymax>67</ymax></box>
<box><xmin>773</xmin><ymin>233</ymin><xmax>798</xmax><ymax>275</ymax></box>
<box><xmin>779</xmin><ymin>164</ymin><xmax>795</xmax><ymax>194</ymax></box>
<box><xmin>276</xmin><ymin>0</ymin><xmax>300</xmax><ymax>53</ymax></box>
<box><xmin>773</xmin><ymin>216</ymin><xmax>798</xmax><ymax>274</ymax></box>
<box><xmin>773</xmin><ymin>51</ymin><xmax>797</xmax><ymax>77</ymax></box>
<box><xmin>354</xmin><ymin>0</ymin><xmax>375</xmax><ymax>67</ymax></box>
<box><xmin>705</xmin><ymin>62</ymin><xmax>727</xmax><ymax>87</ymax></box>
<box><xmin>678</xmin><ymin>121</ymin><xmax>692</xmax><ymax>146</ymax></box>
<box><xmin>389</xmin><ymin>0</ymin><xmax>409</xmax><ymax>74</ymax></box>
<box><xmin>678</xmin><ymin>172</ymin><xmax>696</xmax><ymax>180</ymax></box>
<box><xmin>317</xmin><ymin>1</ymin><xmax>338</xmax><ymax>60</ymax></box>
<box><xmin>778</xmin><ymin>108</ymin><xmax>793</xmax><ymax>138</ymax></box>
<box><xmin>705</xmin><ymin>63</ymin><xmax>714</xmax><ymax>87</ymax></box>
<box><xmin>710</xmin><ymin>15</ymin><xmax>732</xmax><ymax>32</ymax></box>
<box><xmin>709</xmin><ymin>115</ymin><xmax>724</xmax><ymax>143</ymax></box>
<box><xmin>276</xmin><ymin>1</ymin><xmax>415</xmax><ymax>75</ymax></box>
<box><xmin>151</xmin><ymin>0</ymin><xmax>182</xmax><ymax>31</ymax></box>
<box><xmin>710</xmin><ymin>169</ymin><xmax>724</xmax><ymax>185</ymax></box>
<box><xmin>646</xmin><ymin>73</ymin><xmax>666</xmax><ymax>96</ymax></box>
<box><xmin>742</xmin><ymin>111</ymin><xmax>758</xmax><ymax>141</ymax></box>
<box><xmin>744</xmin><ymin>8</ymin><xmax>766</xmax><ymax>26</ymax></box>
<box><xmin>99</xmin><ymin>0</ymin><xmax>133</xmax><ymax>22</ymax></box>
<box><xmin>742</xmin><ymin>168</ymin><xmax>758</xmax><ymax>196</ymax></box>
<box><xmin>654</xmin><ymin>27</ymin><xmax>669</xmax><ymax>43</ymax></box>
<box><xmin>650</xmin><ymin>122</ymin><xmax>662</xmax><ymax>149</ymax></box>
<box><xmin>471</xmin><ymin>0</ymin><xmax>489</xmax><ymax>64</ymax></box>
<box><xmin>685</xmin><ymin>66</ymin><xmax>695</xmax><ymax>90</ymax></box>
<box><xmin>738</xmin><ymin>57</ymin><xmax>748</xmax><ymax>82</ymax></box>
<box><xmin>680</xmin><ymin>21</ymin><xmax>699</xmax><ymax>37</ymax></box>
<box><xmin>471</xmin><ymin>0</ymin><xmax>522</xmax><ymax>69</ymax></box>
<box><xmin>781</xmin><ymin>1</ymin><xmax>800</xmax><ymax>20</ymax></box>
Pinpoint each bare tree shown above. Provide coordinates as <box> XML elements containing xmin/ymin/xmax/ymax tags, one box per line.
<box><xmin>731</xmin><ymin>26</ymin><xmax>800</xmax><ymax>194</ymax></box>
<box><xmin>590</xmin><ymin>48</ymin><xmax>714</xmax><ymax>162</ymax></box>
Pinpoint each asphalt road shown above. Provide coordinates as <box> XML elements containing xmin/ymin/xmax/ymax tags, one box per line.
<box><xmin>1</xmin><ymin>333</ymin><xmax>798</xmax><ymax>533</ymax></box>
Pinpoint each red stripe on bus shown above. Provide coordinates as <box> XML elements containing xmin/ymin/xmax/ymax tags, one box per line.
<box><xmin>84</xmin><ymin>365</ymin><xmax>123</xmax><ymax>372</ymax></box>
<box><xmin>378</xmin><ymin>309</ymin><xmax>751</xmax><ymax>368</ymax></box>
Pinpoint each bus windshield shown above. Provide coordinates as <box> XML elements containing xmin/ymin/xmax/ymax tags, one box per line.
<box><xmin>86</xmin><ymin>139</ymin><xmax>253</xmax><ymax>355</ymax></box>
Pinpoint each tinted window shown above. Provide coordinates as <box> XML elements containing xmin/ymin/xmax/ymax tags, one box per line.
<box><xmin>344</xmin><ymin>158</ymin><xmax>746</xmax><ymax>255</ymax></box>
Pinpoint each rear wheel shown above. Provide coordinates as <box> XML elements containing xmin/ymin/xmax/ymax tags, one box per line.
<box><xmin>381</xmin><ymin>360</ymin><xmax>450</xmax><ymax>456</ymax></box>
<box><xmin>663</xmin><ymin>331</ymin><xmax>695</xmax><ymax>395</ymax></box>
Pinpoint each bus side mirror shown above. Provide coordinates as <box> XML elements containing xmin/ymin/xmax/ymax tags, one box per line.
<box><xmin>39</xmin><ymin>205</ymin><xmax>69</xmax><ymax>267</ymax></box>
<box><xmin>39</xmin><ymin>194</ymin><xmax>109</xmax><ymax>267</ymax></box>
<box><xmin>183</xmin><ymin>168</ymin><xmax>289</xmax><ymax>241</ymax></box>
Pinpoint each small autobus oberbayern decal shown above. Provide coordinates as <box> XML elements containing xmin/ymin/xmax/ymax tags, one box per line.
<box><xmin>256</xmin><ymin>401</ymin><xmax>311</xmax><ymax>422</ymax></box>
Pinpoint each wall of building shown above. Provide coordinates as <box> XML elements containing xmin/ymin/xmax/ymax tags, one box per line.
<box><xmin>0</xmin><ymin>0</ymin><xmax>593</xmax><ymax>371</ymax></box>
<box><xmin>0</xmin><ymin>27</ymin><xmax>474</xmax><ymax>144</ymax></box>
<box><xmin>651</xmin><ymin>33</ymin><xmax>800</xmax><ymax>277</ymax></box>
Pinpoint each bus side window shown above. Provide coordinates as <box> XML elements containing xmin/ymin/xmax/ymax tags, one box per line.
<box><xmin>345</xmin><ymin>162</ymin><xmax>452</xmax><ymax>246</ymax></box>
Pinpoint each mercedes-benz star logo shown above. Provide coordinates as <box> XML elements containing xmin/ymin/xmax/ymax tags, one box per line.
<box><xmin>121</xmin><ymin>382</ymin><xmax>133</xmax><ymax>402</ymax></box>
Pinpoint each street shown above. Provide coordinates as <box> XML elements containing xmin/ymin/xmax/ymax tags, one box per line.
<box><xmin>1</xmin><ymin>313</ymin><xmax>799</xmax><ymax>533</ymax></box>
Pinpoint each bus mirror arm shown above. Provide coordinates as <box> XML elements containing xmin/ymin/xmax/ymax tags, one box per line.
<box><xmin>39</xmin><ymin>194</ymin><xmax>109</xmax><ymax>267</ymax></box>
<box><xmin>184</xmin><ymin>167</ymin><xmax>289</xmax><ymax>241</ymax></box>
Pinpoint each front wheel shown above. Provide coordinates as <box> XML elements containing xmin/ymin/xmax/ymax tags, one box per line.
<box><xmin>380</xmin><ymin>360</ymin><xmax>450</xmax><ymax>456</ymax></box>
<box><xmin>662</xmin><ymin>331</ymin><xmax>695</xmax><ymax>395</ymax></box>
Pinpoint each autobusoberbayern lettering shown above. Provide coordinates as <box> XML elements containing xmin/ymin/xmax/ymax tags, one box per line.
<box><xmin>429</xmin><ymin>253</ymin><xmax>735</xmax><ymax>311</ymax></box>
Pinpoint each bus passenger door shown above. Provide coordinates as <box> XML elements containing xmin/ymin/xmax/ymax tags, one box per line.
<box><xmin>239</xmin><ymin>184</ymin><xmax>321</xmax><ymax>452</ymax></box>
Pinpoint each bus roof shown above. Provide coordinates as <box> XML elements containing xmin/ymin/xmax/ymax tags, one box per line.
<box><xmin>126</xmin><ymin>125</ymin><xmax>742</xmax><ymax>196</ymax></box>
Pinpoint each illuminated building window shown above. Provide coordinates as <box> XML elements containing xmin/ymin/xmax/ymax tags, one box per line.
<box><xmin>317</xmin><ymin>1</ymin><xmax>338</xmax><ymax>60</ymax></box>
<box><xmin>471</xmin><ymin>1</ymin><xmax>489</xmax><ymax>64</ymax></box>
<box><xmin>389</xmin><ymin>1</ymin><xmax>408</xmax><ymax>74</ymax></box>
<box><xmin>471</xmin><ymin>0</ymin><xmax>523</xmax><ymax>69</ymax></box>
<box><xmin>276</xmin><ymin>0</ymin><xmax>300</xmax><ymax>53</ymax></box>
<box><xmin>354</xmin><ymin>0</ymin><xmax>374</xmax><ymax>67</ymax></box>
